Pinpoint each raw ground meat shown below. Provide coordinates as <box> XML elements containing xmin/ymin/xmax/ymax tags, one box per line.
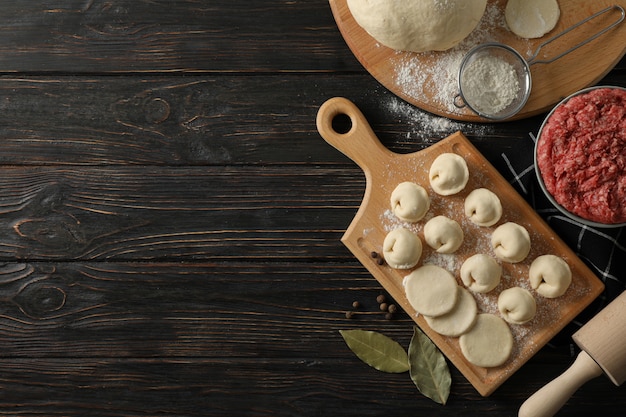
<box><xmin>537</xmin><ymin>87</ymin><xmax>626</xmax><ymax>224</ymax></box>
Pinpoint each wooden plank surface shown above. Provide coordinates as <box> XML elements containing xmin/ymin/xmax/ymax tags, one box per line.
<box><xmin>0</xmin><ymin>0</ymin><xmax>355</xmax><ymax>73</ymax></box>
<box><xmin>0</xmin><ymin>0</ymin><xmax>623</xmax><ymax>416</ymax></box>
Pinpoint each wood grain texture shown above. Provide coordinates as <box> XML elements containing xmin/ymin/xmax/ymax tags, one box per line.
<box><xmin>0</xmin><ymin>75</ymin><xmax>545</xmax><ymax>166</ymax></box>
<box><xmin>0</xmin><ymin>0</ymin><xmax>356</xmax><ymax>73</ymax></box>
<box><xmin>0</xmin><ymin>0</ymin><xmax>622</xmax><ymax>415</ymax></box>
<box><xmin>0</xmin><ymin>166</ymin><xmax>365</xmax><ymax>260</ymax></box>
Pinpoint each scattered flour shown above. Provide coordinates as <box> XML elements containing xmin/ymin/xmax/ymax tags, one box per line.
<box><xmin>393</xmin><ymin>2</ymin><xmax>527</xmax><ymax>115</ymax></box>
<box><xmin>383</xmin><ymin>93</ymin><xmax>495</xmax><ymax>142</ymax></box>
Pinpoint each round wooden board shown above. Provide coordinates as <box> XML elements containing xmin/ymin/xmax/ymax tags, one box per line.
<box><xmin>330</xmin><ymin>0</ymin><xmax>626</xmax><ymax>122</ymax></box>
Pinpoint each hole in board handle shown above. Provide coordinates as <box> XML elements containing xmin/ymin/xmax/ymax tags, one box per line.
<box><xmin>331</xmin><ymin>112</ymin><xmax>352</xmax><ymax>135</ymax></box>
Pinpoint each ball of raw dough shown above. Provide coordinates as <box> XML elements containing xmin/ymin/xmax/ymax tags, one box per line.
<box><xmin>460</xmin><ymin>313</ymin><xmax>513</xmax><ymax>368</ymax></box>
<box><xmin>491</xmin><ymin>222</ymin><xmax>531</xmax><ymax>263</ymax></box>
<box><xmin>505</xmin><ymin>0</ymin><xmax>560</xmax><ymax>39</ymax></box>
<box><xmin>498</xmin><ymin>287</ymin><xmax>537</xmax><ymax>324</ymax></box>
<box><xmin>425</xmin><ymin>286</ymin><xmax>478</xmax><ymax>337</ymax></box>
<box><xmin>460</xmin><ymin>254</ymin><xmax>502</xmax><ymax>293</ymax></box>
<box><xmin>382</xmin><ymin>227</ymin><xmax>422</xmax><ymax>269</ymax></box>
<box><xmin>390</xmin><ymin>181</ymin><xmax>430</xmax><ymax>222</ymax></box>
<box><xmin>429</xmin><ymin>153</ymin><xmax>470</xmax><ymax>196</ymax></box>
<box><xmin>464</xmin><ymin>188</ymin><xmax>503</xmax><ymax>227</ymax></box>
<box><xmin>529</xmin><ymin>254</ymin><xmax>572</xmax><ymax>298</ymax></box>
<box><xmin>403</xmin><ymin>264</ymin><xmax>458</xmax><ymax>317</ymax></box>
<box><xmin>347</xmin><ymin>0</ymin><xmax>488</xmax><ymax>52</ymax></box>
<box><xmin>424</xmin><ymin>215</ymin><xmax>464</xmax><ymax>253</ymax></box>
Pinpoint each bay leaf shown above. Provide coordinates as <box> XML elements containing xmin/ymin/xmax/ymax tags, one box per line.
<box><xmin>408</xmin><ymin>326</ymin><xmax>451</xmax><ymax>405</ymax></box>
<box><xmin>339</xmin><ymin>329</ymin><xmax>409</xmax><ymax>373</ymax></box>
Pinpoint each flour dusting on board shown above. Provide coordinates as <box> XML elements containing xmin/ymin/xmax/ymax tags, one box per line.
<box><xmin>373</xmin><ymin>141</ymin><xmax>600</xmax><ymax>374</ymax></box>
<box><xmin>393</xmin><ymin>3</ymin><xmax>529</xmax><ymax>114</ymax></box>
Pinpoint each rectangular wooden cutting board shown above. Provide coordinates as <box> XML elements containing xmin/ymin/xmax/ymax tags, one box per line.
<box><xmin>317</xmin><ymin>97</ymin><xmax>605</xmax><ymax>396</ymax></box>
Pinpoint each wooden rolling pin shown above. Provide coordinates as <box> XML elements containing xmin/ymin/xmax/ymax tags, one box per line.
<box><xmin>519</xmin><ymin>290</ymin><xmax>626</xmax><ymax>417</ymax></box>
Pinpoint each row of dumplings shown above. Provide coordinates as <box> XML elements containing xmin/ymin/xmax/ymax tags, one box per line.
<box><xmin>379</xmin><ymin>153</ymin><xmax>572</xmax><ymax>367</ymax></box>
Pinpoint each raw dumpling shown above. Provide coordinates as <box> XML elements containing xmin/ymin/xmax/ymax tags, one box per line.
<box><xmin>429</xmin><ymin>153</ymin><xmax>469</xmax><ymax>196</ymax></box>
<box><xmin>464</xmin><ymin>188</ymin><xmax>502</xmax><ymax>227</ymax></box>
<box><xmin>423</xmin><ymin>215</ymin><xmax>464</xmax><ymax>254</ymax></box>
<box><xmin>459</xmin><ymin>313</ymin><xmax>513</xmax><ymax>367</ymax></box>
<box><xmin>505</xmin><ymin>0</ymin><xmax>560</xmax><ymax>39</ymax></box>
<box><xmin>491</xmin><ymin>222</ymin><xmax>531</xmax><ymax>263</ymax></box>
<box><xmin>403</xmin><ymin>264</ymin><xmax>458</xmax><ymax>317</ymax></box>
<box><xmin>390</xmin><ymin>181</ymin><xmax>430</xmax><ymax>222</ymax></box>
<box><xmin>424</xmin><ymin>286</ymin><xmax>478</xmax><ymax>337</ymax></box>
<box><xmin>460</xmin><ymin>254</ymin><xmax>502</xmax><ymax>293</ymax></box>
<box><xmin>529</xmin><ymin>254</ymin><xmax>572</xmax><ymax>298</ymax></box>
<box><xmin>498</xmin><ymin>287</ymin><xmax>537</xmax><ymax>324</ymax></box>
<box><xmin>382</xmin><ymin>227</ymin><xmax>422</xmax><ymax>269</ymax></box>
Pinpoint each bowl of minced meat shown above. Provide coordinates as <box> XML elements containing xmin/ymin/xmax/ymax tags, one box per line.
<box><xmin>535</xmin><ymin>86</ymin><xmax>626</xmax><ymax>228</ymax></box>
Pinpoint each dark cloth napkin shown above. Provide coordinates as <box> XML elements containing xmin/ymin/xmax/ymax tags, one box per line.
<box><xmin>500</xmin><ymin>134</ymin><xmax>626</xmax><ymax>345</ymax></box>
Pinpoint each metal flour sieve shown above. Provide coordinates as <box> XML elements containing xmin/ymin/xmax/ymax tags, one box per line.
<box><xmin>455</xmin><ymin>5</ymin><xmax>625</xmax><ymax>120</ymax></box>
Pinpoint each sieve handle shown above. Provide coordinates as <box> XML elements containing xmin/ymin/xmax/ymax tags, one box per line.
<box><xmin>528</xmin><ymin>5</ymin><xmax>625</xmax><ymax>65</ymax></box>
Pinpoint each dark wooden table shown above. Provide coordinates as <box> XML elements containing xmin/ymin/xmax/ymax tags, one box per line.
<box><xmin>0</xmin><ymin>1</ymin><xmax>624</xmax><ymax>416</ymax></box>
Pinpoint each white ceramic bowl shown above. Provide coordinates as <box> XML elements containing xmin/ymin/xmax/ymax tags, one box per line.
<box><xmin>534</xmin><ymin>85</ymin><xmax>626</xmax><ymax>228</ymax></box>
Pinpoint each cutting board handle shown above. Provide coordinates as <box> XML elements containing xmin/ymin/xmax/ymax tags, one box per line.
<box><xmin>518</xmin><ymin>350</ymin><xmax>603</xmax><ymax>417</ymax></box>
<box><xmin>316</xmin><ymin>97</ymin><xmax>394</xmax><ymax>174</ymax></box>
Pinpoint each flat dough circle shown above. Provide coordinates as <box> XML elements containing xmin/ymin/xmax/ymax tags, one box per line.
<box><xmin>424</xmin><ymin>216</ymin><xmax>464</xmax><ymax>254</ymax></box>
<box><xmin>460</xmin><ymin>314</ymin><xmax>513</xmax><ymax>368</ymax></box>
<box><xmin>529</xmin><ymin>254</ymin><xmax>572</xmax><ymax>298</ymax></box>
<box><xmin>464</xmin><ymin>188</ymin><xmax>503</xmax><ymax>227</ymax></box>
<box><xmin>425</xmin><ymin>287</ymin><xmax>478</xmax><ymax>337</ymax></box>
<box><xmin>429</xmin><ymin>153</ymin><xmax>470</xmax><ymax>196</ymax></box>
<box><xmin>505</xmin><ymin>0</ymin><xmax>560</xmax><ymax>39</ymax></box>
<box><xmin>491</xmin><ymin>222</ymin><xmax>531</xmax><ymax>263</ymax></box>
<box><xmin>498</xmin><ymin>287</ymin><xmax>537</xmax><ymax>324</ymax></box>
<box><xmin>382</xmin><ymin>228</ymin><xmax>422</xmax><ymax>269</ymax></box>
<box><xmin>347</xmin><ymin>0</ymin><xmax>488</xmax><ymax>52</ymax></box>
<box><xmin>460</xmin><ymin>254</ymin><xmax>502</xmax><ymax>293</ymax></box>
<box><xmin>403</xmin><ymin>264</ymin><xmax>458</xmax><ymax>317</ymax></box>
<box><xmin>390</xmin><ymin>181</ymin><xmax>430</xmax><ymax>222</ymax></box>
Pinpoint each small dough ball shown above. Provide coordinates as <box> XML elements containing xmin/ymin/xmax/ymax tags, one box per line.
<box><xmin>491</xmin><ymin>222</ymin><xmax>531</xmax><ymax>263</ymax></box>
<box><xmin>529</xmin><ymin>255</ymin><xmax>572</xmax><ymax>298</ymax></box>
<box><xmin>460</xmin><ymin>314</ymin><xmax>513</xmax><ymax>368</ymax></box>
<box><xmin>498</xmin><ymin>287</ymin><xmax>537</xmax><ymax>324</ymax></box>
<box><xmin>425</xmin><ymin>287</ymin><xmax>478</xmax><ymax>337</ymax></box>
<box><xmin>464</xmin><ymin>188</ymin><xmax>503</xmax><ymax>227</ymax></box>
<box><xmin>347</xmin><ymin>0</ymin><xmax>488</xmax><ymax>52</ymax></box>
<box><xmin>460</xmin><ymin>254</ymin><xmax>502</xmax><ymax>293</ymax></box>
<box><xmin>383</xmin><ymin>228</ymin><xmax>423</xmax><ymax>269</ymax></box>
<box><xmin>429</xmin><ymin>153</ymin><xmax>470</xmax><ymax>196</ymax></box>
<box><xmin>505</xmin><ymin>0</ymin><xmax>560</xmax><ymax>39</ymax></box>
<box><xmin>390</xmin><ymin>181</ymin><xmax>430</xmax><ymax>222</ymax></box>
<box><xmin>424</xmin><ymin>216</ymin><xmax>464</xmax><ymax>254</ymax></box>
<box><xmin>403</xmin><ymin>264</ymin><xmax>458</xmax><ymax>317</ymax></box>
